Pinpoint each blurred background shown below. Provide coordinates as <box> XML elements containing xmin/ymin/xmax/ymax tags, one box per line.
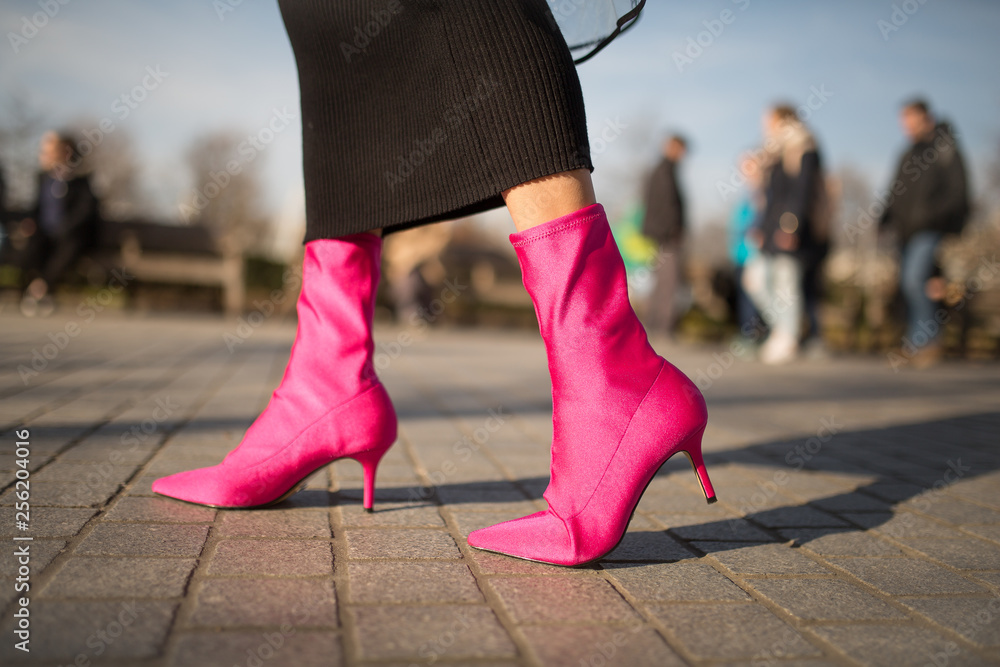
<box><xmin>1</xmin><ymin>0</ymin><xmax>998</xmax><ymax>361</ymax></box>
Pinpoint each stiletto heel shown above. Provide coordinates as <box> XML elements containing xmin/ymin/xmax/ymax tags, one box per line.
<box><xmin>681</xmin><ymin>429</ymin><xmax>716</xmax><ymax>504</ymax></box>
<box><xmin>353</xmin><ymin>449</ymin><xmax>384</xmax><ymax>512</ymax></box>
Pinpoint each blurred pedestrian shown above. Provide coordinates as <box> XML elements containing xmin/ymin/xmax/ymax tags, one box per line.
<box><xmin>743</xmin><ymin>105</ymin><xmax>825</xmax><ymax>364</ymax></box>
<box><xmin>382</xmin><ymin>222</ymin><xmax>453</xmax><ymax>324</ymax></box>
<box><xmin>728</xmin><ymin>151</ymin><xmax>763</xmax><ymax>349</ymax></box>
<box><xmin>18</xmin><ymin>131</ymin><xmax>100</xmax><ymax>316</ymax></box>
<box><xmin>880</xmin><ymin>98</ymin><xmax>969</xmax><ymax>368</ymax></box>
<box><xmin>641</xmin><ymin>133</ymin><xmax>688</xmax><ymax>337</ymax></box>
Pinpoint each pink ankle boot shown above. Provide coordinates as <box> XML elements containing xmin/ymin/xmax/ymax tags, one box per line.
<box><xmin>152</xmin><ymin>233</ymin><xmax>397</xmax><ymax>509</ymax></box>
<box><xmin>467</xmin><ymin>204</ymin><xmax>714</xmax><ymax>566</ymax></box>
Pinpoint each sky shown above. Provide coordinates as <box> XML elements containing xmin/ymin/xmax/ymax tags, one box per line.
<box><xmin>2</xmin><ymin>0</ymin><xmax>999</xmax><ymax>256</ymax></box>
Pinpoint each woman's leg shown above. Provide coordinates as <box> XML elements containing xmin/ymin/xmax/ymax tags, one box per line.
<box><xmin>468</xmin><ymin>171</ymin><xmax>713</xmax><ymax>566</ymax></box>
<box><xmin>502</xmin><ymin>169</ymin><xmax>596</xmax><ymax>232</ymax></box>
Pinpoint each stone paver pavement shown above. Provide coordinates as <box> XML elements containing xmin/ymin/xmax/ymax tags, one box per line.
<box><xmin>1</xmin><ymin>311</ymin><xmax>999</xmax><ymax>666</ymax></box>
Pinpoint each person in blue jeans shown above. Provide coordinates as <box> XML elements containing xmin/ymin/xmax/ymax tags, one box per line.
<box><xmin>881</xmin><ymin>99</ymin><xmax>969</xmax><ymax>368</ymax></box>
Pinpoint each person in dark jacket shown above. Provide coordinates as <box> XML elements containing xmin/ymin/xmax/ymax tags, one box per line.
<box><xmin>880</xmin><ymin>99</ymin><xmax>969</xmax><ymax>368</ymax></box>
<box><xmin>19</xmin><ymin>131</ymin><xmax>100</xmax><ymax>316</ymax></box>
<box><xmin>743</xmin><ymin>105</ymin><xmax>824</xmax><ymax>364</ymax></box>
<box><xmin>641</xmin><ymin>134</ymin><xmax>688</xmax><ymax>335</ymax></box>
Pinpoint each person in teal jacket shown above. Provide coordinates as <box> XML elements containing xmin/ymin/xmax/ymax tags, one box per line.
<box><xmin>729</xmin><ymin>151</ymin><xmax>762</xmax><ymax>341</ymax></box>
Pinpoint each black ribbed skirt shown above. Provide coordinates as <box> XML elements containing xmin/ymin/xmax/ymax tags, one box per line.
<box><xmin>277</xmin><ymin>0</ymin><xmax>592</xmax><ymax>239</ymax></box>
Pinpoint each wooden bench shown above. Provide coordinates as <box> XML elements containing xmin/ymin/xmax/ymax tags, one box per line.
<box><xmin>1</xmin><ymin>215</ymin><xmax>246</xmax><ymax>315</ymax></box>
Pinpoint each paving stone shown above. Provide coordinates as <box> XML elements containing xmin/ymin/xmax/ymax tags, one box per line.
<box><xmin>697</xmin><ymin>542</ymin><xmax>830</xmax><ymax>575</ymax></box>
<box><xmin>899</xmin><ymin>538</ymin><xmax>1000</xmax><ymax>570</ymax></box>
<box><xmin>58</xmin><ymin>441</ymin><xmax>157</xmax><ymax>465</ymax></box>
<box><xmin>811</xmin><ymin>623</ymin><xmax>994</xmax><ymax>667</ymax></box>
<box><xmin>751</xmin><ymin>505</ymin><xmax>852</xmax><ymax>528</ymax></box>
<box><xmin>521</xmin><ymin>624</ymin><xmax>685</xmax><ymax>667</ymax></box>
<box><xmin>466</xmin><ymin>547</ymin><xmax>596</xmax><ymax>575</ymax></box>
<box><xmin>783</xmin><ymin>528</ymin><xmax>903</xmax><ymax>557</ymax></box>
<box><xmin>0</xmin><ymin>480</ymin><xmax>123</xmax><ymax>507</ymax></box>
<box><xmin>0</xmin><ymin>600</ymin><xmax>177</xmax><ymax>661</ymax></box>
<box><xmin>348</xmin><ymin>561</ymin><xmax>482</xmax><ymax>603</ymax></box>
<box><xmin>126</xmin><ymin>474</ymin><xmax>161</xmax><ymax>497</ymax></box>
<box><xmin>604</xmin><ymin>530</ymin><xmax>697</xmax><ymax>562</ymax></box>
<box><xmin>900</xmin><ymin>597</ymin><xmax>1000</xmax><ymax>646</ymax></box>
<box><xmin>0</xmin><ymin>507</ymin><xmax>96</xmax><ymax>538</ymax></box>
<box><xmin>962</xmin><ymin>525</ymin><xmax>1000</xmax><ymax>545</ymax></box>
<box><xmin>170</xmin><ymin>631</ymin><xmax>342</xmax><ymax>667</ymax></box>
<box><xmin>847</xmin><ymin>511</ymin><xmax>966</xmax><ymax>540</ymax></box>
<box><xmin>189</xmin><ymin>579</ymin><xmax>337</xmax><ymax>628</ymax></box>
<box><xmin>860</xmin><ymin>481</ymin><xmax>929</xmax><ymax>503</ymax></box>
<box><xmin>6</xmin><ymin>311</ymin><xmax>1000</xmax><ymax>664</ymax></box>
<box><xmin>656</xmin><ymin>514</ymin><xmax>776</xmax><ymax>542</ymax></box>
<box><xmin>647</xmin><ymin>603</ymin><xmax>822</xmax><ymax>661</ymax></box>
<box><xmin>971</xmin><ymin>571</ymin><xmax>1000</xmax><ymax>591</ymax></box>
<box><xmin>336</xmin><ymin>482</ymin><xmax>430</xmax><ymax>504</ymax></box>
<box><xmin>833</xmin><ymin>557</ymin><xmax>988</xmax><ymax>595</ymax></box>
<box><xmin>41</xmin><ymin>557</ymin><xmax>196</xmax><ymax>598</ymax></box>
<box><xmin>425</xmin><ymin>481</ymin><xmax>528</xmax><ymax>506</ymax></box>
<box><xmin>809</xmin><ymin>492</ymin><xmax>894</xmax><ymax>513</ymax></box>
<box><xmin>0</xmin><ymin>539</ymin><xmax>65</xmax><ymax>579</ymax></box>
<box><xmin>350</xmin><ymin>605</ymin><xmax>517</xmax><ymax>661</ymax></box>
<box><xmin>337</xmin><ymin>501</ymin><xmax>445</xmax><ymax>528</ymax></box>
<box><xmin>75</xmin><ymin>523</ymin><xmax>209</xmax><ymax>557</ymax></box>
<box><xmin>31</xmin><ymin>461</ymin><xmax>137</xmax><ymax>484</ymax></box>
<box><xmin>217</xmin><ymin>509</ymin><xmax>332</xmax><ymax>538</ymax></box>
<box><xmin>0</xmin><ymin>453</ymin><xmax>50</xmax><ymax>472</ymax></box>
<box><xmin>904</xmin><ymin>497</ymin><xmax>1000</xmax><ymax>525</ymax></box>
<box><xmin>345</xmin><ymin>528</ymin><xmax>461</xmax><ymax>559</ymax></box>
<box><xmin>207</xmin><ymin>540</ymin><xmax>333</xmax><ymax>577</ymax></box>
<box><xmin>102</xmin><ymin>496</ymin><xmax>216</xmax><ymax>523</ymax></box>
<box><xmin>749</xmin><ymin>577</ymin><xmax>906</xmax><ymax>621</ymax></box>
<box><xmin>605</xmin><ymin>561</ymin><xmax>749</xmax><ymax>601</ymax></box>
<box><xmin>489</xmin><ymin>576</ymin><xmax>640</xmax><ymax>624</ymax></box>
